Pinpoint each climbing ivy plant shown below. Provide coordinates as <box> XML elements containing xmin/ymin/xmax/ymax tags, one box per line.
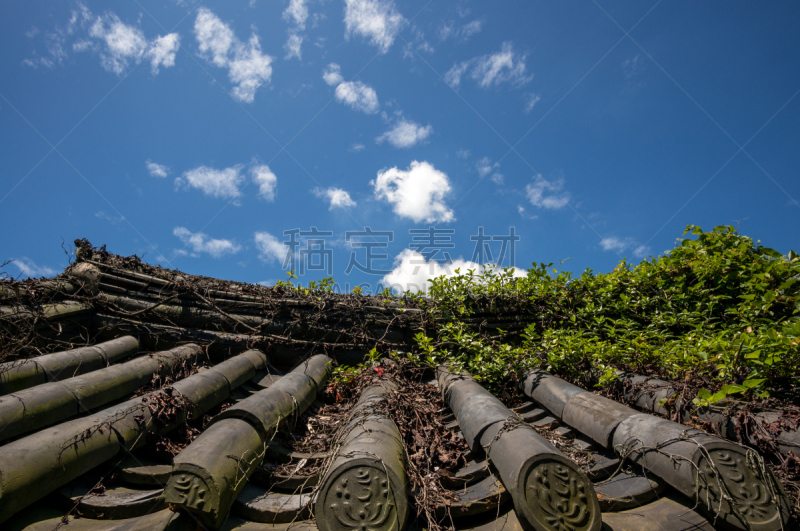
<box><xmin>420</xmin><ymin>225</ymin><xmax>800</xmax><ymax>401</ymax></box>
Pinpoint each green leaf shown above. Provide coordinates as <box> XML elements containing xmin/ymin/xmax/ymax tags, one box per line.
<box><xmin>720</xmin><ymin>384</ymin><xmax>746</xmax><ymax>395</ymax></box>
<box><xmin>709</xmin><ymin>391</ymin><xmax>728</xmax><ymax>404</ymax></box>
<box><xmin>697</xmin><ymin>389</ymin><xmax>712</xmax><ymax>400</ymax></box>
<box><xmin>742</xmin><ymin>378</ymin><xmax>766</xmax><ymax>389</ymax></box>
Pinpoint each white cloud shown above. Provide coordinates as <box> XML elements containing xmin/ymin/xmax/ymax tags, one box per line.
<box><xmin>284</xmin><ymin>33</ymin><xmax>303</xmax><ymax>60</ymax></box>
<box><xmin>10</xmin><ymin>258</ymin><xmax>58</xmax><ymax>278</ymax></box>
<box><xmin>475</xmin><ymin>156</ymin><xmax>497</xmax><ymax>178</ymax></box>
<box><xmin>600</xmin><ymin>237</ymin><xmax>629</xmax><ymax>253</ymax></box>
<box><xmin>72</xmin><ymin>39</ymin><xmax>93</xmax><ymax>53</ymax></box>
<box><xmin>173</xmin><ymin>227</ymin><xmax>241</xmax><ymax>258</ymax></box>
<box><xmin>88</xmin><ymin>14</ymin><xmax>146</xmax><ymax>74</ymax></box>
<box><xmin>194</xmin><ymin>8</ymin><xmax>273</xmax><ymax>103</ymax></box>
<box><xmin>283</xmin><ymin>0</ymin><xmax>308</xmax><ymax>60</ymax></box>
<box><xmin>176</xmin><ymin>165</ymin><xmax>244</xmax><ymax>199</ymax></box>
<box><xmin>598</xmin><ymin>238</ymin><xmax>650</xmax><ymax>257</ymax></box>
<box><xmin>524</xmin><ymin>93</ymin><xmax>541</xmax><ymax>113</ymax></box>
<box><xmin>438</xmin><ymin>22</ymin><xmax>454</xmax><ymax>41</ymax></box>
<box><xmin>376</xmin><ymin>118</ymin><xmax>433</xmax><ymax>148</ymax></box>
<box><xmin>446</xmin><ymin>42</ymin><xmax>531</xmax><ymax>90</ymax></box>
<box><xmin>313</xmin><ymin>187</ymin><xmax>356</xmax><ymax>209</ymax></box>
<box><xmin>146</xmin><ymin>33</ymin><xmax>180</xmax><ymax>74</ymax></box>
<box><xmin>439</xmin><ymin>19</ymin><xmax>483</xmax><ymax>42</ymax></box>
<box><xmin>475</xmin><ymin>157</ymin><xmax>504</xmax><ymax>185</ymax></box>
<box><xmin>322</xmin><ymin>63</ymin><xmax>379</xmax><ymax>114</ymax></box>
<box><xmin>95</xmin><ymin>210</ymin><xmax>124</xmax><ymax>224</ymax></box>
<box><xmin>456</xmin><ymin>149</ymin><xmax>470</xmax><ymax>159</ymax></box>
<box><xmin>350</xmin><ymin>143</ymin><xmax>366</xmax><ymax>152</ymax></box>
<box><xmin>372</xmin><ymin>160</ymin><xmax>454</xmax><ymax>223</ymax></box>
<box><xmin>194</xmin><ymin>8</ymin><xmax>233</xmax><ymax>67</ymax></box>
<box><xmin>459</xmin><ymin>20</ymin><xmax>483</xmax><ymax>39</ymax></box>
<box><xmin>526</xmin><ymin>174</ymin><xmax>569</xmax><ymax>209</ymax></box>
<box><xmin>283</xmin><ymin>0</ymin><xmax>309</xmax><ymax>29</ymax></box>
<box><xmin>335</xmin><ymin>81</ymin><xmax>379</xmax><ymax>114</ymax></box>
<box><xmin>381</xmin><ymin>249</ymin><xmax>525</xmax><ymax>294</ymax></box>
<box><xmin>22</xmin><ymin>6</ymin><xmax>83</xmax><ymax>68</ymax></box>
<box><xmin>254</xmin><ymin>231</ymin><xmax>288</xmax><ymax>263</ymax></box>
<box><xmin>86</xmin><ymin>12</ymin><xmax>179</xmax><ymax>75</ymax></box>
<box><xmin>323</xmin><ymin>63</ymin><xmax>344</xmax><ymax>86</ymax></box>
<box><xmin>228</xmin><ymin>36</ymin><xmax>274</xmax><ymax>103</ymax></box>
<box><xmin>146</xmin><ymin>160</ymin><xmax>170</xmax><ymax>178</ymax></box>
<box><xmin>623</xmin><ymin>55</ymin><xmax>643</xmax><ymax>79</ymax></box>
<box><xmin>175</xmin><ymin>162</ymin><xmax>277</xmax><ymax>202</ymax></box>
<box><xmin>344</xmin><ymin>0</ymin><xmax>406</xmax><ymax>53</ymax></box>
<box><xmin>402</xmin><ymin>26</ymin><xmax>433</xmax><ymax>59</ymax></box>
<box><xmin>444</xmin><ymin>62</ymin><xmax>469</xmax><ymax>89</ymax></box>
<box><xmin>251</xmin><ymin>165</ymin><xmax>277</xmax><ymax>201</ymax></box>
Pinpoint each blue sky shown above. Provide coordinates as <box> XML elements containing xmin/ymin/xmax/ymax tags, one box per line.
<box><xmin>2</xmin><ymin>0</ymin><xmax>799</xmax><ymax>293</ymax></box>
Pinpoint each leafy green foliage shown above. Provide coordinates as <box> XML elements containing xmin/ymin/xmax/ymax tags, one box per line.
<box><xmin>413</xmin><ymin>325</ymin><xmax>531</xmax><ymax>395</ymax></box>
<box><xmin>424</xmin><ymin>225</ymin><xmax>800</xmax><ymax>401</ymax></box>
<box><xmin>331</xmin><ymin>347</ymin><xmax>383</xmax><ymax>384</ymax></box>
<box><xmin>274</xmin><ymin>271</ymin><xmax>337</xmax><ymax>295</ymax></box>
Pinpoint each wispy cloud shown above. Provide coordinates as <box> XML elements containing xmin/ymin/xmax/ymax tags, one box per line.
<box><xmin>599</xmin><ymin>237</ymin><xmax>651</xmax><ymax>257</ymax></box>
<box><xmin>402</xmin><ymin>26</ymin><xmax>433</xmax><ymax>59</ymax></box>
<box><xmin>475</xmin><ymin>156</ymin><xmax>497</xmax><ymax>177</ymax></box>
<box><xmin>524</xmin><ymin>93</ymin><xmax>541</xmax><ymax>113</ymax></box>
<box><xmin>376</xmin><ymin>117</ymin><xmax>433</xmax><ymax>148</ymax></box>
<box><xmin>283</xmin><ymin>0</ymin><xmax>309</xmax><ymax>29</ymax></box>
<box><xmin>439</xmin><ymin>19</ymin><xmax>483</xmax><ymax>42</ymax></box>
<box><xmin>474</xmin><ymin>156</ymin><xmax>504</xmax><ymax>184</ymax></box>
<box><xmin>146</xmin><ymin>160</ymin><xmax>169</xmax><ymax>178</ymax></box>
<box><xmin>445</xmin><ymin>42</ymin><xmax>531</xmax><ymax>90</ymax></box>
<box><xmin>173</xmin><ymin>227</ymin><xmax>241</xmax><ymax>258</ymax></box>
<box><xmin>95</xmin><ymin>210</ymin><xmax>125</xmax><ymax>224</ymax></box>
<box><xmin>24</xmin><ymin>4</ymin><xmax>179</xmax><ymax>75</ymax></box>
<box><xmin>599</xmin><ymin>237</ymin><xmax>628</xmax><ymax>253</ymax></box>
<box><xmin>623</xmin><ymin>55</ymin><xmax>644</xmax><ymax>79</ymax></box>
<box><xmin>194</xmin><ymin>8</ymin><xmax>273</xmax><ymax>103</ymax></box>
<box><xmin>526</xmin><ymin>174</ymin><xmax>569</xmax><ymax>209</ymax></box>
<box><xmin>343</xmin><ymin>0</ymin><xmax>406</xmax><ymax>53</ymax></box>
<box><xmin>372</xmin><ymin>160</ymin><xmax>454</xmax><ymax>223</ymax></box>
<box><xmin>459</xmin><ymin>20</ymin><xmax>483</xmax><ymax>40</ymax></box>
<box><xmin>9</xmin><ymin>258</ymin><xmax>58</xmax><ymax>278</ymax></box>
<box><xmin>284</xmin><ymin>33</ymin><xmax>303</xmax><ymax>60</ymax></box>
<box><xmin>283</xmin><ymin>0</ymin><xmax>308</xmax><ymax>60</ymax></box>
